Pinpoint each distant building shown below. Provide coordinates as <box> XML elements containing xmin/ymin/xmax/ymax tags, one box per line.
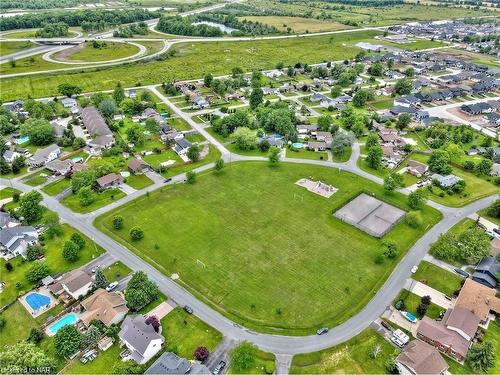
<box><xmin>27</xmin><ymin>144</ymin><xmax>61</xmax><ymax>168</ymax></box>
<box><xmin>81</xmin><ymin>107</ymin><xmax>115</xmax><ymax>150</ymax></box>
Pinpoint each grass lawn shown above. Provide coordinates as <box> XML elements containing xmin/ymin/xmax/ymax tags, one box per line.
<box><xmin>21</xmin><ymin>170</ymin><xmax>52</xmax><ymax>187</ymax></box>
<box><xmin>160</xmin><ymin>307</ymin><xmax>222</xmax><ymax>359</ymax></box>
<box><xmin>238</xmin><ymin>16</ymin><xmax>352</xmax><ymax>33</ymax></box>
<box><xmin>61</xmin><ymin>188</ymin><xmax>126</xmax><ymax>213</ymax></box>
<box><xmin>286</xmin><ymin>148</ymin><xmax>328</xmax><ymax>161</ymax></box>
<box><xmin>102</xmin><ymin>261</ymin><xmax>132</xmax><ymax>283</ymax></box>
<box><xmin>64</xmin><ymin>342</ymin><xmax>122</xmax><ymax>374</ymax></box>
<box><xmin>368</xmin><ymin>96</ymin><xmax>394</xmax><ymax>110</ymax></box>
<box><xmin>225</xmin><ymin>143</ymin><xmax>268</xmax><ymax>157</ymax></box>
<box><xmin>229</xmin><ymin>349</ymin><xmax>275</xmax><ymax>375</ymax></box>
<box><xmin>0</xmin><ymin>41</ymin><xmax>35</xmax><ymax>57</ymax></box>
<box><xmin>161</xmin><ymin>145</ymin><xmax>221</xmax><ymax>178</ymax></box>
<box><xmin>478</xmin><ymin>206</ymin><xmax>500</xmax><ymax>226</ymax></box>
<box><xmin>394</xmin><ymin>290</ymin><xmax>443</xmax><ymax>320</ymax></box>
<box><xmin>0</xmin><ymin>223</ymin><xmax>104</xmax><ymax>308</ymax></box>
<box><xmin>95</xmin><ymin>161</ymin><xmax>441</xmax><ymax>335</ymax></box>
<box><xmin>53</xmin><ymin>41</ymin><xmax>139</xmax><ymax>63</ymax></box>
<box><xmin>0</xmin><ymin>187</ymin><xmax>21</xmax><ymax>199</ymax></box>
<box><xmin>412</xmin><ymin>261</ymin><xmax>463</xmax><ymax>296</ymax></box>
<box><xmin>42</xmin><ymin>178</ymin><xmax>71</xmax><ymax>196</ymax></box>
<box><xmin>290</xmin><ymin>328</ymin><xmax>398</xmax><ymax>374</ymax></box>
<box><xmin>125</xmin><ymin>174</ymin><xmax>153</xmax><ymax>190</ymax></box>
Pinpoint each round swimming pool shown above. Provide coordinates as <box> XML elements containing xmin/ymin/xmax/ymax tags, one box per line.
<box><xmin>292</xmin><ymin>142</ymin><xmax>304</xmax><ymax>149</ymax></box>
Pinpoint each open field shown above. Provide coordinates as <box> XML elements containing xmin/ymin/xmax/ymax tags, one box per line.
<box><xmin>61</xmin><ymin>188</ymin><xmax>126</xmax><ymax>213</ymax></box>
<box><xmin>0</xmin><ymin>29</ymin><xmax>444</xmax><ymax>101</ymax></box>
<box><xmin>42</xmin><ymin>177</ymin><xmax>71</xmax><ymax>196</ymax></box>
<box><xmin>437</xmin><ymin>48</ymin><xmax>500</xmax><ymax>68</ymax></box>
<box><xmin>0</xmin><ymin>40</ymin><xmax>35</xmax><ymax>57</ymax></box>
<box><xmin>290</xmin><ymin>328</ymin><xmax>397</xmax><ymax>374</ymax></box>
<box><xmin>238</xmin><ymin>16</ymin><xmax>352</xmax><ymax>33</ymax></box>
<box><xmin>95</xmin><ymin>162</ymin><xmax>440</xmax><ymax>335</ymax></box>
<box><xmin>412</xmin><ymin>261</ymin><xmax>463</xmax><ymax>296</ymax></box>
<box><xmin>52</xmin><ymin>41</ymin><xmax>140</xmax><ymax>63</ymax></box>
<box><xmin>0</xmin><ymin>29</ymin><xmax>79</xmax><ymax>39</ymax></box>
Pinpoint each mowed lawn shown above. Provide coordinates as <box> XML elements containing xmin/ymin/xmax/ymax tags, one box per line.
<box><xmin>412</xmin><ymin>260</ymin><xmax>463</xmax><ymax>296</ymax></box>
<box><xmin>96</xmin><ymin>162</ymin><xmax>441</xmax><ymax>334</ymax></box>
<box><xmin>53</xmin><ymin>41</ymin><xmax>140</xmax><ymax>63</ymax></box>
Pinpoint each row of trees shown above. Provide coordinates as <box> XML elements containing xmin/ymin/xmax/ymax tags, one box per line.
<box><xmin>113</xmin><ymin>22</ymin><xmax>148</xmax><ymax>38</ymax></box>
<box><xmin>35</xmin><ymin>22</ymin><xmax>69</xmax><ymax>38</ymax></box>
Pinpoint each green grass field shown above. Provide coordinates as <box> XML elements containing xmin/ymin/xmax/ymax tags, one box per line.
<box><xmin>229</xmin><ymin>349</ymin><xmax>276</xmax><ymax>374</ymax></box>
<box><xmin>125</xmin><ymin>174</ymin><xmax>154</xmax><ymax>190</ymax></box>
<box><xmin>0</xmin><ymin>41</ymin><xmax>35</xmax><ymax>57</ymax></box>
<box><xmin>53</xmin><ymin>41</ymin><xmax>140</xmax><ymax>63</ymax></box>
<box><xmin>290</xmin><ymin>328</ymin><xmax>398</xmax><ymax>374</ymax></box>
<box><xmin>0</xmin><ymin>29</ymin><xmax>444</xmax><ymax>101</ymax></box>
<box><xmin>61</xmin><ymin>188</ymin><xmax>126</xmax><ymax>213</ymax></box>
<box><xmin>102</xmin><ymin>261</ymin><xmax>132</xmax><ymax>283</ymax></box>
<box><xmin>394</xmin><ymin>290</ymin><xmax>443</xmax><ymax>320</ymax></box>
<box><xmin>95</xmin><ymin>161</ymin><xmax>440</xmax><ymax>335</ymax></box>
<box><xmin>42</xmin><ymin>178</ymin><xmax>71</xmax><ymax>196</ymax></box>
<box><xmin>238</xmin><ymin>16</ymin><xmax>352</xmax><ymax>33</ymax></box>
<box><xmin>412</xmin><ymin>261</ymin><xmax>463</xmax><ymax>296</ymax></box>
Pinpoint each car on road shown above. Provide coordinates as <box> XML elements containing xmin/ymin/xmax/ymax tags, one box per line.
<box><xmin>454</xmin><ymin>268</ymin><xmax>469</xmax><ymax>278</ymax></box>
<box><xmin>493</xmin><ymin>227</ymin><xmax>500</xmax><ymax>236</ymax></box>
<box><xmin>411</xmin><ymin>265</ymin><xmax>418</xmax><ymax>274</ymax></box>
<box><xmin>381</xmin><ymin>320</ymin><xmax>392</xmax><ymax>331</ymax></box>
<box><xmin>106</xmin><ymin>281</ymin><xmax>119</xmax><ymax>292</ymax></box>
<box><xmin>184</xmin><ymin>305</ymin><xmax>193</xmax><ymax>314</ymax></box>
<box><xmin>213</xmin><ymin>361</ymin><xmax>226</xmax><ymax>375</ymax></box>
<box><xmin>164</xmin><ymin>178</ymin><xmax>172</xmax><ymax>183</ymax></box>
<box><xmin>316</xmin><ymin>327</ymin><xmax>328</xmax><ymax>335</ymax></box>
<box><xmin>91</xmin><ymin>266</ymin><xmax>100</xmax><ymax>273</ymax></box>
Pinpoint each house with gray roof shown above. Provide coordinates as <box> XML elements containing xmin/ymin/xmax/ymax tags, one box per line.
<box><xmin>0</xmin><ymin>225</ymin><xmax>38</xmax><ymax>258</ymax></box>
<box><xmin>431</xmin><ymin>174</ymin><xmax>462</xmax><ymax>188</ymax></box>
<box><xmin>81</xmin><ymin>107</ymin><xmax>115</xmax><ymax>151</ymax></box>
<box><xmin>0</xmin><ymin>212</ymin><xmax>20</xmax><ymax>229</ymax></box>
<box><xmin>119</xmin><ymin>315</ymin><xmax>165</xmax><ymax>364</ymax></box>
<box><xmin>472</xmin><ymin>256</ymin><xmax>499</xmax><ymax>289</ymax></box>
<box><xmin>27</xmin><ymin>144</ymin><xmax>61</xmax><ymax>168</ymax></box>
<box><xmin>145</xmin><ymin>352</ymin><xmax>191</xmax><ymax>374</ymax></box>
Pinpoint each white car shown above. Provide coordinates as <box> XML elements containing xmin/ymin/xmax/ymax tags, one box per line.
<box><xmin>106</xmin><ymin>281</ymin><xmax>119</xmax><ymax>292</ymax></box>
<box><xmin>411</xmin><ymin>265</ymin><xmax>418</xmax><ymax>274</ymax></box>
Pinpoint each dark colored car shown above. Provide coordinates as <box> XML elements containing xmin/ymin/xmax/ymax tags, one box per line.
<box><xmin>454</xmin><ymin>268</ymin><xmax>469</xmax><ymax>278</ymax></box>
<box><xmin>381</xmin><ymin>320</ymin><xmax>392</xmax><ymax>331</ymax></box>
<box><xmin>183</xmin><ymin>305</ymin><xmax>193</xmax><ymax>314</ymax></box>
<box><xmin>493</xmin><ymin>227</ymin><xmax>500</xmax><ymax>236</ymax></box>
<box><xmin>316</xmin><ymin>327</ymin><xmax>329</xmax><ymax>335</ymax></box>
<box><xmin>164</xmin><ymin>178</ymin><xmax>172</xmax><ymax>183</ymax></box>
<box><xmin>213</xmin><ymin>361</ymin><xmax>226</xmax><ymax>375</ymax></box>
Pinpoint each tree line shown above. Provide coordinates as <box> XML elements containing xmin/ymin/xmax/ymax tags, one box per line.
<box><xmin>0</xmin><ymin>8</ymin><xmax>161</xmax><ymax>31</ymax></box>
<box><xmin>0</xmin><ymin>0</ymin><xmax>80</xmax><ymax>9</ymax></box>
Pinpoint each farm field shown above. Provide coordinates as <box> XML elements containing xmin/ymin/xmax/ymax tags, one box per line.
<box><xmin>290</xmin><ymin>328</ymin><xmax>397</xmax><ymax>374</ymax></box>
<box><xmin>95</xmin><ymin>162</ymin><xmax>441</xmax><ymax>335</ymax></box>
<box><xmin>0</xmin><ymin>41</ymin><xmax>35</xmax><ymax>57</ymax></box>
<box><xmin>0</xmin><ymin>29</ymin><xmax>444</xmax><ymax>101</ymax></box>
<box><xmin>238</xmin><ymin>16</ymin><xmax>352</xmax><ymax>33</ymax></box>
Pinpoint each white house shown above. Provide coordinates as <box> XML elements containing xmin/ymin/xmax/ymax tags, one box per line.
<box><xmin>119</xmin><ymin>315</ymin><xmax>165</xmax><ymax>364</ymax></box>
<box><xmin>0</xmin><ymin>226</ymin><xmax>38</xmax><ymax>258</ymax></box>
<box><xmin>60</xmin><ymin>269</ymin><xmax>92</xmax><ymax>299</ymax></box>
<box><xmin>27</xmin><ymin>144</ymin><xmax>61</xmax><ymax>168</ymax></box>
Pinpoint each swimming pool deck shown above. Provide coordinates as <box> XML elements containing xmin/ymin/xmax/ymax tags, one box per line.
<box><xmin>19</xmin><ymin>286</ymin><xmax>58</xmax><ymax>318</ymax></box>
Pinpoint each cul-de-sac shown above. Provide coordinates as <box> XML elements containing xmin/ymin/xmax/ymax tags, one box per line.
<box><xmin>0</xmin><ymin>1</ymin><xmax>499</xmax><ymax>374</ymax></box>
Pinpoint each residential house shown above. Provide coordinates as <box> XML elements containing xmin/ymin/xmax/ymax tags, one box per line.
<box><xmin>394</xmin><ymin>96</ymin><xmax>421</xmax><ymax>108</ymax></box>
<box><xmin>96</xmin><ymin>173</ymin><xmax>124</xmax><ymax>190</ymax></box>
<box><xmin>144</xmin><ymin>352</ymin><xmax>191</xmax><ymax>374</ymax></box>
<box><xmin>2</xmin><ymin>150</ymin><xmax>20</xmax><ymax>164</ymax></box>
<box><xmin>491</xmin><ymin>163</ymin><xmax>500</xmax><ymax>177</ymax></box>
<box><xmin>45</xmin><ymin>159</ymin><xmax>73</xmax><ymax>176</ymax></box>
<box><xmin>128</xmin><ymin>158</ymin><xmax>151</xmax><ymax>175</ymax></box>
<box><xmin>461</xmin><ymin>103</ymin><xmax>494</xmax><ymax>115</ymax></box>
<box><xmin>27</xmin><ymin>144</ymin><xmax>61</xmax><ymax>168</ymax></box>
<box><xmin>0</xmin><ymin>226</ymin><xmax>38</xmax><ymax>258</ymax></box>
<box><xmin>310</xmin><ymin>93</ymin><xmax>327</xmax><ymax>103</ymax></box>
<box><xmin>316</xmin><ymin>132</ymin><xmax>333</xmax><ymax>148</ymax></box>
<box><xmin>81</xmin><ymin>107</ymin><xmax>115</xmax><ymax>150</ymax></box>
<box><xmin>81</xmin><ymin>288</ymin><xmax>129</xmax><ymax>327</ymax></box>
<box><xmin>396</xmin><ymin>340</ymin><xmax>449</xmax><ymax>375</ymax></box>
<box><xmin>455</xmin><ymin>279</ymin><xmax>500</xmax><ymax>324</ymax></box>
<box><xmin>174</xmin><ymin>138</ymin><xmax>192</xmax><ymax>156</ymax></box>
<box><xmin>407</xmin><ymin>160</ymin><xmax>428</xmax><ymax>177</ymax></box>
<box><xmin>472</xmin><ymin>257</ymin><xmax>499</xmax><ymax>289</ymax></box>
<box><xmin>119</xmin><ymin>315</ymin><xmax>165</xmax><ymax>364</ymax></box>
<box><xmin>61</xmin><ymin>98</ymin><xmax>77</xmax><ymax>108</ymax></box>
<box><xmin>60</xmin><ymin>269</ymin><xmax>93</xmax><ymax>299</ymax></box>
<box><xmin>0</xmin><ymin>212</ymin><xmax>20</xmax><ymax>229</ymax></box>
<box><xmin>307</xmin><ymin>141</ymin><xmax>327</xmax><ymax>152</ymax></box>
<box><xmin>431</xmin><ymin>174</ymin><xmax>462</xmax><ymax>188</ymax></box>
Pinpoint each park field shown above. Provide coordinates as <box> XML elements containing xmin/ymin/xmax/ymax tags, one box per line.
<box><xmin>95</xmin><ymin>161</ymin><xmax>441</xmax><ymax>335</ymax></box>
<box><xmin>238</xmin><ymin>16</ymin><xmax>352</xmax><ymax>33</ymax></box>
<box><xmin>0</xmin><ymin>29</ymin><xmax>443</xmax><ymax>101</ymax></box>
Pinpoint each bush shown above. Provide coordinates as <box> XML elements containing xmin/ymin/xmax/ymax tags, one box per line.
<box><xmin>374</xmin><ymin>253</ymin><xmax>385</xmax><ymax>264</ymax></box>
<box><xmin>0</xmin><ymin>317</ymin><xmax>5</xmax><ymax>330</ymax></box>
<box><xmin>130</xmin><ymin>227</ymin><xmax>144</xmax><ymax>241</ymax></box>
<box><xmin>112</xmin><ymin>215</ymin><xmax>124</xmax><ymax>229</ymax></box>
<box><xmin>186</xmin><ymin>171</ymin><xmax>197</xmax><ymax>184</ymax></box>
<box><xmin>5</xmin><ymin>262</ymin><xmax>13</xmax><ymax>272</ymax></box>
<box><xmin>264</xmin><ymin>362</ymin><xmax>275</xmax><ymax>374</ymax></box>
<box><xmin>25</xmin><ymin>262</ymin><xmax>50</xmax><ymax>283</ymax></box>
<box><xmin>62</xmin><ymin>240</ymin><xmax>80</xmax><ymax>262</ymax></box>
<box><xmin>405</xmin><ymin>211</ymin><xmax>423</xmax><ymax>228</ymax></box>
<box><xmin>70</xmin><ymin>233</ymin><xmax>85</xmax><ymax>250</ymax></box>
<box><xmin>194</xmin><ymin>346</ymin><xmax>210</xmax><ymax>362</ymax></box>
<box><xmin>26</xmin><ymin>244</ymin><xmax>44</xmax><ymax>261</ymax></box>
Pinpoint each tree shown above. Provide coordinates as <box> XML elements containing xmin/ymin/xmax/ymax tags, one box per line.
<box><xmin>269</xmin><ymin>146</ymin><xmax>281</xmax><ymax>164</ymax></box>
<box><xmin>99</xmin><ymin>98</ymin><xmax>118</xmax><ymax>118</ymax></box>
<box><xmin>113</xmin><ymin>215</ymin><xmax>124</xmax><ymax>229</ymax></box>
<box><xmin>365</xmin><ymin>132</ymin><xmax>379</xmax><ymax>148</ymax></box>
<box><xmin>25</xmin><ymin>262</ymin><xmax>50</xmax><ymax>283</ymax></box>
<box><xmin>331</xmin><ymin>131</ymin><xmax>354</xmax><ymax>157</ymax></box>
<box><xmin>394</xmin><ymin>78</ymin><xmax>413</xmax><ymax>96</ymax></box>
<box><xmin>125</xmin><ymin>271</ymin><xmax>159</xmax><ymax>311</ymax></box>
<box><xmin>430</xmin><ymin>232</ymin><xmax>460</xmax><ymax>263</ymax></box>
<box><xmin>19</xmin><ymin>191</ymin><xmax>43</xmax><ymax>224</ymax></box>
<box><xmin>458</xmin><ymin>227</ymin><xmax>491</xmax><ymax>264</ymax></box>
<box><xmin>445</xmin><ymin>143</ymin><xmax>464</xmax><ymax>161</ymax></box>
<box><xmin>204</xmin><ymin>73</ymin><xmax>213</xmax><ymax>87</ymax></box>
<box><xmin>0</xmin><ymin>157</ymin><xmax>10</xmax><ymax>175</ymax></box>
<box><xmin>408</xmin><ymin>190</ymin><xmax>425</xmax><ymax>210</ymax></box>
<box><xmin>20</xmin><ymin>118</ymin><xmax>54</xmax><ymax>146</ymax></box>
<box><xmin>82</xmin><ymin>325</ymin><xmax>101</xmax><ymax>348</ymax></box>
<box><xmin>187</xmin><ymin>144</ymin><xmax>201</xmax><ymax>162</ymax></box>
<box><xmin>130</xmin><ymin>227</ymin><xmax>144</xmax><ymax>241</ymax></box>
<box><xmin>467</xmin><ymin>341</ymin><xmax>495</xmax><ymax>373</ymax></box>
<box><xmin>366</xmin><ymin>146</ymin><xmax>383</xmax><ymax>169</ymax></box>
<box><xmin>259</xmin><ymin>139</ymin><xmax>271</xmax><ymax>152</ymax></box>
<box><xmin>487</xmin><ymin>199</ymin><xmax>500</xmax><ymax>219</ymax></box>
<box><xmin>58</xmin><ymin>83</ymin><xmax>82</xmax><ymax>98</ymax></box>
<box><xmin>26</xmin><ymin>244</ymin><xmax>44</xmax><ymax>261</ymax></box>
<box><xmin>384</xmin><ymin>173</ymin><xmax>403</xmax><ymax>193</ymax></box>
<box><xmin>70</xmin><ymin>233</ymin><xmax>85</xmax><ymax>250</ymax></box>
<box><xmin>352</xmin><ymin>89</ymin><xmax>373</xmax><ymax>108</ymax></box>
<box><xmin>78</xmin><ymin>186</ymin><xmax>95</xmax><ymax>207</ymax></box>
<box><xmin>232</xmin><ymin>127</ymin><xmax>257</xmax><ymax>150</ymax></box>
<box><xmin>230</xmin><ymin>342</ymin><xmax>257</xmax><ymax>372</ymax></box>
<box><xmin>27</xmin><ymin>327</ymin><xmax>44</xmax><ymax>344</ymax></box>
<box><xmin>145</xmin><ymin>118</ymin><xmax>160</xmax><ymax>133</ymax></box>
<box><xmin>396</xmin><ymin>113</ymin><xmax>411</xmax><ymax>131</ymax></box>
<box><xmin>63</xmin><ymin>240</ymin><xmax>80</xmax><ymax>262</ymax></box>
<box><xmin>330</xmin><ymin>85</ymin><xmax>342</xmax><ymax>98</ymax></box>
<box><xmin>317</xmin><ymin>115</ymin><xmax>333</xmax><ymax>131</ymax></box>
<box><xmin>405</xmin><ymin>67</ymin><xmax>415</xmax><ymax>77</ymax></box>
<box><xmin>43</xmin><ymin>211</ymin><xmax>62</xmax><ymax>239</ymax></box>
<box><xmin>54</xmin><ymin>325</ymin><xmax>81</xmax><ymax>358</ymax></box>
<box><xmin>215</xmin><ymin>158</ymin><xmax>225</xmax><ymax>172</ymax></box>
<box><xmin>112</xmin><ymin>82</ymin><xmax>125</xmax><ymax>104</ymax></box>
<box><xmin>11</xmin><ymin>156</ymin><xmax>25</xmax><ymax>174</ymax></box>
<box><xmin>428</xmin><ymin>150</ymin><xmax>452</xmax><ymax>175</ymax></box>
<box><xmin>94</xmin><ymin>268</ymin><xmax>109</xmax><ymax>289</ymax></box>
<box><xmin>249</xmin><ymin>87</ymin><xmax>264</xmax><ymax>109</ymax></box>
<box><xmin>368</xmin><ymin>62</ymin><xmax>384</xmax><ymax>77</ymax></box>
<box><xmin>126</xmin><ymin>125</ymin><xmax>145</xmax><ymax>146</ymax></box>
<box><xmin>0</xmin><ymin>342</ymin><xmax>54</xmax><ymax>373</ymax></box>
<box><xmin>475</xmin><ymin>159</ymin><xmax>493</xmax><ymax>176</ymax></box>
<box><xmin>194</xmin><ymin>346</ymin><xmax>210</xmax><ymax>362</ymax></box>
<box><xmin>145</xmin><ymin>315</ymin><xmax>160</xmax><ymax>332</ymax></box>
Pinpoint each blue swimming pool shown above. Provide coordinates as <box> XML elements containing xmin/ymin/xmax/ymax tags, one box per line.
<box><xmin>292</xmin><ymin>142</ymin><xmax>304</xmax><ymax>149</ymax></box>
<box><xmin>47</xmin><ymin>313</ymin><xmax>78</xmax><ymax>335</ymax></box>
<box><xmin>25</xmin><ymin>292</ymin><xmax>51</xmax><ymax>311</ymax></box>
<box><xmin>15</xmin><ymin>135</ymin><xmax>29</xmax><ymax>144</ymax></box>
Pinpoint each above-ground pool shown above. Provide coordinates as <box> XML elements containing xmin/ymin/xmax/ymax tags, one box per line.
<box><xmin>47</xmin><ymin>313</ymin><xmax>78</xmax><ymax>335</ymax></box>
<box><xmin>15</xmin><ymin>135</ymin><xmax>29</xmax><ymax>144</ymax></box>
<box><xmin>25</xmin><ymin>292</ymin><xmax>51</xmax><ymax>311</ymax></box>
<box><xmin>292</xmin><ymin>142</ymin><xmax>304</xmax><ymax>149</ymax></box>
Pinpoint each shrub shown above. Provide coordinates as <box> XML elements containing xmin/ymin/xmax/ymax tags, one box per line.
<box><xmin>264</xmin><ymin>362</ymin><xmax>275</xmax><ymax>374</ymax></box>
<box><xmin>130</xmin><ymin>227</ymin><xmax>144</xmax><ymax>241</ymax></box>
<box><xmin>70</xmin><ymin>233</ymin><xmax>85</xmax><ymax>250</ymax></box>
<box><xmin>5</xmin><ymin>262</ymin><xmax>13</xmax><ymax>272</ymax></box>
<box><xmin>113</xmin><ymin>215</ymin><xmax>124</xmax><ymax>229</ymax></box>
<box><xmin>145</xmin><ymin>315</ymin><xmax>160</xmax><ymax>333</ymax></box>
<box><xmin>186</xmin><ymin>171</ymin><xmax>197</xmax><ymax>184</ymax></box>
<box><xmin>25</xmin><ymin>262</ymin><xmax>50</xmax><ymax>283</ymax></box>
<box><xmin>374</xmin><ymin>253</ymin><xmax>385</xmax><ymax>264</ymax></box>
<box><xmin>405</xmin><ymin>211</ymin><xmax>423</xmax><ymax>228</ymax></box>
<box><xmin>194</xmin><ymin>346</ymin><xmax>210</xmax><ymax>362</ymax></box>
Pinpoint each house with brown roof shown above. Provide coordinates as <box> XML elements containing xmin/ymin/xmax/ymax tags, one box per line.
<box><xmin>407</xmin><ymin>160</ymin><xmax>428</xmax><ymax>177</ymax></box>
<box><xmin>396</xmin><ymin>340</ymin><xmax>449</xmax><ymax>375</ymax></box>
<box><xmin>81</xmin><ymin>288</ymin><xmax>129</xmax><ymax>327</ymax></box>
<box><xmin>96</xmin><ymin>173</ymin><xmax>123</xmax><ymax>190</ymax></box>
<box><xmin>454</xmin><ymin>278</ymin><xmax>500</xmax><ymax>325</ymax></box>
<box><xmin>128</xmin><ymin>158</ymin><xmax>151</xmax><ymax>175</ymax></box>
<box><xmin>60</xmin><ymin>269</ymin><xmax>93</xmax><ymax>299</ymax></box>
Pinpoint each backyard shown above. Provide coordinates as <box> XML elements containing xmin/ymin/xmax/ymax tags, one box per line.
<box><xmin>95</xmin><ymin>161</ymin><xmax>441</xmax><ymax>335</ymax></box>
<box><xmin>412</xmin><ymin>260</ymin><xmax>463</xmax><ymax>296</ymax></box>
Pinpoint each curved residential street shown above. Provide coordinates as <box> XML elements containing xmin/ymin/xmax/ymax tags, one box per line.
<box><xmin>1</xmin><ymin>84</ymin><xmax>497</xmax><ymax>356</ymax></box>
